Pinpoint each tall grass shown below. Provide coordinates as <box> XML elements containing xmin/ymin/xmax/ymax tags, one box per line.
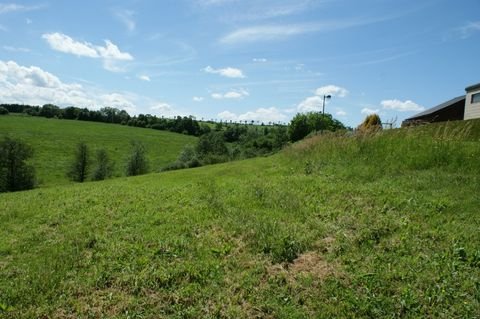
<box><xmin>287</xmin><ymin>121</ymin><xmax>480</xmax><ymax>180</ymax></box>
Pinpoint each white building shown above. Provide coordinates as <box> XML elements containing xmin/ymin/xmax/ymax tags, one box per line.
<box><xmin>464</xmin><ymin>82</ymin><xmax>480</xmax><ymax>120</ymax></box>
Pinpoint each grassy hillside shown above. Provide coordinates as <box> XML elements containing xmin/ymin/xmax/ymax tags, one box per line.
<box><xmin>1</xmin><ymin>120</ymin><xmax>480</xmax><ymax>318</ymax></box>
<box><xmin>0</xmin><ymin>114</ymin><xmax>197</xmax><ymax>186</ymax></box>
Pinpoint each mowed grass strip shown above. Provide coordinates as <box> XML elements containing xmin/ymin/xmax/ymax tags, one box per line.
<box><xmin>1</xmin><ymin>120</ymin><xmax>480</xmax><ymax>318</ymax></box>
<box><xmin>0</xmin><ymin>114</ymin><xmax>197</xmax><ymax>186</ymax></box>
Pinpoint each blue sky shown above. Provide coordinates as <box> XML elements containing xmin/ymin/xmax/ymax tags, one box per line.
<box><xmin>0</xmin><ymin>0</ymin><xmax>479</xmax><ymax>127</ymax></box>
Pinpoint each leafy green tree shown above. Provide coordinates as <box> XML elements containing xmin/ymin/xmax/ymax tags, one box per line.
<box><xmin>68</xmin><ymin>142</ymin><xmax>90</xmax><ymax>182</ymax></box>
<box><xmin>40</xmin><ymin>104</ymin><xmax>61</xmax><ymax>118</ymax></box>
<box><xmin>196</xmin><ymin>132</ymin><xmax>228</xmax><ymax>158</ymax></box>
<box><xmin>92</xmin><ymin>149</ymin><xmax>114</xmax><ymax>181</ymax></box>
<box><xmin>288</xmin><ymin>112</ymin><xmax>346</xmax><ymax>142</ymax></box>
<box><xmin>0</xmin><ymin>137</ymin><xmax>36</xmax><ymax>192</ymax></box>
<box><xmin>288</xmin><ymin>113</ymin><xmax>310</xmax><ymax>142</ymax></box>
<box><xmin>0</xmin><ymin>106</ymin><xmax>8</xmax><ymax>115</ymax></box>
<box><xmin>125</xmin><ymin>141</ymin><xmax>149</xmax><ymax>176</ymax></box>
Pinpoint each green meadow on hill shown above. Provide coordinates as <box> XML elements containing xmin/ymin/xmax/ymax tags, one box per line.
<box><xmin>1</xmin><ymin>118</ymin><xmax>480</xmax><ymax>318</ymax></box>
<box><xmin>0</xmin><ymin>114</ymin><xmax>197</xmax><ymax>186</ymax></box>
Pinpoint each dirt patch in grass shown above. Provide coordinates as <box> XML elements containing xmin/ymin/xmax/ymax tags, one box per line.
<box><xmin>268</xmin><ymin>249</ymin><xmax>339</xmax><ymax>283</ymax></box>
<box><xmin>289</xmin><ymin>251</ymin><xmax>334</xmax><ymax>278</ymax></box>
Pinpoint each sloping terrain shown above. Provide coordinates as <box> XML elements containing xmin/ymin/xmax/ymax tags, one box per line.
<box><xmin>1</xmin><ymin>120</ymin><xmax>479</xmax><ymax>318</ymax></box>
<box><xmin>0</xmin><ymin>115</ymin><xmax>197</xmax><ymax>186</ymax></box>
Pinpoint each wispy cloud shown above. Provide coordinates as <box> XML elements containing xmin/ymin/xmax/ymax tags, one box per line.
<box><xmin>0</xmin><ymin>3</ymin><xmax>45</xmax><ymax>14</ymax></box>
<box><xmin>193</xmin><ymin>96</ymin><xmax>204</xmax><ymax>102</ymax></box>
<box><xmin>42</xmin><ymin>32</ymin><xmax>133</xmax><ymax>72</ymax></box>
<box><xmin>220</xmin><ymin>16</ymin><xmax>395</xmax><ymax>45</ymax></box>
<box><xmin>138</xmin><ymin>75</ymin><xmax>150</xmax><ymax>82</ymax></box>
<box><xmin>220</xmin><ymin>24</ymin><xmax>319</xmax><ymax>44</ymax></box>
<box><xmin>457</xmin><ymin>21</ymin><xmax>480</xmax><ymax>39</ymax></box>
<box><xmin>196</xmin><ymin>0</ymin><xmax>237</xmax><ymax>6</ymax></box>
<box><xmin>225</xmin><ymin>0</ymin><xmax>313</xmax><ymax>21</ymax></box>
<box><xmin>115</xmin><ymin>9</ymin><xmax>136</xmax><ymax>33</ymax></box>
<box><xmin>204</xmin><ymin>65</ymin><xmax>245</xmax><ymax>78</ymax></box>
<box><xmin>3</xmin><ymin>45</ymin><xmax>30</xmax><ymax>52</ymax></box>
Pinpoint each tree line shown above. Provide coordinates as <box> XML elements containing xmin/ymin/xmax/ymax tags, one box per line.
<box><xmin>0</xmin><ymin>103</ymin><xmax>210</xmax><ymax>136</ymax></box>
<box><xmin>1</xmin><ymin>103</ymin><xmax>349</xmax><ymax>142</ymax></box>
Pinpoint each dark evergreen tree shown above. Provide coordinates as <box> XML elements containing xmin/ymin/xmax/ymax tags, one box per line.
<box><xmin>68</xmin><ymin>142</ymin><xmax>90</xmax><ymax>182</ymax></box>
<box><xmin>92</xmin><ymin>149</ymin><xmax>114</xmax><ymax>181</ymax></box>
<box><xmin>0</xmin><ymin>137</ymin><xmax>36</xmax><ymax>192</ymax></box>
<box><xmin>125</xmin><ymin>141</ymin><xmax>149</xmax><ymax>176</ymax></box>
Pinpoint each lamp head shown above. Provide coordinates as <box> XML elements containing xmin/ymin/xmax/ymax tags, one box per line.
<box><xmin>326</xmin><ymin>95</ymin><xmax>332</xmax><ymax>99</ymax></box>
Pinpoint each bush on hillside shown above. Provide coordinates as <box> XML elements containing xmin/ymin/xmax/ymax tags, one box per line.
<box><xmin>196</xmin><ymin>132</ymin><xmax>228</xmax><ymax>159</ymax></box>
<box><xmin>68</xmin><ymin>142</ymin><xmax>90</xmax><ymax>182</ymax></box>
<box><xmin>0</xmin><ymin>137</ymin><xmax>36</xmax><ymax>192</ymax></box>
<box><xmin>125</xmin><ymin>141</ymin><xmax>149</xmax><ymax>176</ymax></box>
<box><xmin>92</xmin><ymin>149</ymin><xmax>114</xmax><ymax>181</ymax></box>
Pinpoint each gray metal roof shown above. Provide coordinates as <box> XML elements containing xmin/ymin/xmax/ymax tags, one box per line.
<box><xmin>404</xmin><ymin>95</ymin><xmax>465</xmax><ymax>120</ymax></box>
<box><xmin>466</xmin><ymin>82</ymin><xmax>480</xmax><ymax>92</ymax></box>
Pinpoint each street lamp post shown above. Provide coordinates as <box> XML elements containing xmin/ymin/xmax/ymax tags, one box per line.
<box><xmin>322</xmin><ymin>95</ymin><xmax>332</xmax><ymax>116</ymax></box>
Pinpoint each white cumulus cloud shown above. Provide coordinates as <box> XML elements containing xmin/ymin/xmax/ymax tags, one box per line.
<box><xmin>42</xmin><ymin>32</ymin><xmax>133</xmax><ymax>72</ymax></box>
<box><xmin>297</xmin><ymin>84</ymin><xmax>349</xmax><ymax>113</ymax></box>
<box><xmin>150</xmin><ymin>102</ymin><xmax>183</xmax><ymax>117</ymax></box>
<box><xmin>298</xmin><ymin>96</ymin><xmax>324</xmax><ymax>112</ymax></box>
<box><xmin>218</xmin><ymin>107</ymin><xmax>287</xmax><ymax>123</ymax></box>
<box><xmin>42</xmin><ymin>33</ymin><xmax>99</xmax><ymax>58</ymax></box>
<box><xmin>193</xmin><ymin>96</ymin><xmax>204</xmax><ymax>102</ymax></box>
<box><xmin>361</xmin><ymin>108</ymin><xmax>379</xmax><ymax>115</ymax></box>
<box><xmin>315</xmin><ymin>85</ymin><xmax>349</xmax><ymax>97</ymax></box>
<box><xmin>381</xmin><ymin>99</ymin><xmax>424</xmax><ymax>112</ymax></box>
<box><xmin>211</xmin><ymin>89</ymin><xmax>249</xmax><ymax>100</ymax></box>
<box><xmin>204</xmin><ymin>65</ymin><xmax>245</xmax><ymax>78</ymax></box>
<box><xmin>0</xmin><ymin>60</ymin><xmax>138</xmax><ymax>112</ymax></box>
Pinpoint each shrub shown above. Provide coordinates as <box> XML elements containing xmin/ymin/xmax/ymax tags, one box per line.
<box><xmin>67</xmin><ymin>142</ymin><xmax>90</xmax><ymax>182</ymax></box>
<box><xmin>0</xmin><ymin>106</ymin><xmax>8</xmax><ymax>115</ymax></box>
<box><xmin>92</xmin><ymin>149</ymin><xmax>114</xmax><ymax>181</ymax></box>
<box><xmin>196</xmin><ymin>132</ymin><xmax>228</xmax><ymax>159</ymax></box>
<box><xmin>0</xmin><ymin>137</ymin><xmax>36</xmax><ymax>192</ymax></box>
<box><xmin>125</xmin><ymin>141</ymin><xmax>149</xmax><ymax>176</ymax></box>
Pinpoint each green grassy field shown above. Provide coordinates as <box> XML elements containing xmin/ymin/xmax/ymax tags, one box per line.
<box><xmin>1</xmin><ymin>119</ymin><xmax>480</xmax><ymax>318</ymax></box>
<box><xmin>0</xmin><ymin>114</ymin><xmax>197</xmax><ymax>186</ymax></box>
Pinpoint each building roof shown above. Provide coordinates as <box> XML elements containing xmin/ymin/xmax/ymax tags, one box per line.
<box><xmin>404</xmin><ymin>95</ymin><xmax>465</xmax><ymax>121</ymax></box>
<box><xmin>466</xmin><ymin>82</ymin><xmax>480</xmax><ymax>92</ymax></box>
